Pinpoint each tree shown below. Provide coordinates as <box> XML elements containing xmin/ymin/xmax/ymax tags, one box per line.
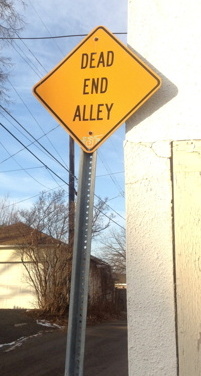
<box><xmin>0</xmin><ymin>0</ymin><xmax>24</xmax><ymax>100</ymax></box>
<box><xmin>92</xmin><ymin>197</ymin><xmax>114</xmax><ymax>238</ymax></box>
<box><xmin>18</xmin><ymin>190</ymin><xmax>69</xmax><ymax>241</ymax></box>
<box><xmin>0</xmin><ymin>195</ymin><xmax>19</xmax><ymax>225</ymax></box>
<box><xmin>19</xmin><ymin>230</ymin><xmax>70</xmax><ymax>315</ymax></box>
<box><xmin>18</xmin><ymin>190</ymin><xmax>112</xmax><ymax>241</ymax></box>
<box><xmin>16</xmin><ymin>189</ymin><xmax>113</xmax><ymax>315</ymax></box>
<box><xmin>16</xmin><ymin>189</ymin><xmax>73</xmax><ymax>315</ymax></box>
<box><xmin>99</xmin><ymin>227</ymin><xmax>126</xmax><ymax>274</ymax></box>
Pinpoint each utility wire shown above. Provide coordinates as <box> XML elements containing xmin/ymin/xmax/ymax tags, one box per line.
<box><xmin>0</xmin><ymin>115</ymin><xmax>125</xmax><ymax>225</ymax></box>
<box><xmin>0</xmin><ymin>32</ymin><xmax>127</xmax><ymax>40</ymax></box>
<box><xmin>0</xmin><ymin>167</ymin><xmax>124</xmax><ymax>182</ymax></box>
<box><xmin>0</xmin><ymin>23</ymin><xmax>126</xmax><ymax>227</ymax></box>
<box><xmin>0</xmin><ymin>131</ymin><xmax>63</xmax><ymax>189</ymax></box>
<box><xmin>7</xmin><ymin>34</ymin><xmax>67</xmax><ymax>166</ymax></box>
<box><xmin>105</xmin><ymin>203</ymin><xmax>125</xmax><ymax>221</ymax></box>
<box><xmin>8</xmin><ymin>54</ymin><xmax>68</xmax><ymax>167</ymax></box>
<box><xmin>1</xmin><ymin>177</ymin><xmax>125</xmax><ymax>231</ymax></box>
<box><xmin>94</xmin><ymin>193</ymin><xmax>125</xmax><ymax>221</ymax></box>
<box><xmin>10</xmin><ymin>24</ymin><xmax>66</xmax><ymax>164</ymax></box>
<box><xmin>0</xmin><ymin>105</ymin><xmax>72</xmax><ymax>176</ymax></box>
<box><xmin>1</xmin><ymin>106</ymin><xmax>124</xmax><ymax>220</ymax></box>
<box><xmin>0</xmin><ymin>140</ymin><xmax>50</xmax><ymax>189</ymax></box>
<box><xmin>0</xmin><ymin>122</ymin><xmax>68</xmax><ymax>186</ymax></box>
<box><xmin>2</xmin><ymin>184</ymin><xmax>67</xmax><ymax>209</ymax></box>
<box><xmin>9</xmin><ymin>43</ymin><xmax>68</xmax><ymax>166</ymax></box>
<box><xmin>10</xmin><ymin>43</ymin><xmax>43</xmax><ymax>78</ymax></box>
<box><xmin>0</xmin><ymin>108</ymin><xmax>77</xmax><ymax>194</ymax></box>
<box><xmin>96</xmin><ymin>171</ymin><xmax>124</xmax><ymax>178</ymax></box>
<box><xmin>28</xmin><ymin>0</ymin><xmax>64</xmax><ymax>58</ymax></box>
<box><xmin>0</xmin><ymin>166</ymin><xmax>45</xmax><ymax>173</ymax></box>
<box><xmin>7</xmin><ymin>80</ymin><xmax>68</xmax><ymax>168</ymax></box>
<box><xmin>0</xmin><ymin>113</ymin><xmax>59</xmax><ymax>164</ymax></box>
<box><xmin>98</xmin><ymin>150</ymin><xmax>125</xmax><ymax>198</ymax></box>
<box><xmin>15</xmin><ymin>30</ymin><xmax>47</xmax><ymax>74</ymax></box>
<box><xmin>93</xmin><ymin>202</ymin><xmax>125</xmax><ymax>230</ymax></box>
<box><xmin>1</xmin><ymin>181</ymin><xmax>125</xmax><ymax>230</ymax></box>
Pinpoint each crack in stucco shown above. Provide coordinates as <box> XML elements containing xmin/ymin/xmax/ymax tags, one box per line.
<box><xmin>141</xmin><ymin>141</ymin><xmax>171</xmax><ymax>159</ymax></box>
<box><xmin>124</xmin><ymin>140</ymin><xmax>171</xmax><ymax>159</ymax></box>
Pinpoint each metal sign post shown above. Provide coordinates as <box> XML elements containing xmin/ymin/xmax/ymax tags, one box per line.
<box><xmin>32</xmin><ymin>24</ymin><xmax>162</xmax><ymax>376</ymax></box>
<box><xmin>64</xmin><ymin>150</ymin><xmax>97</xmax><ymax>376</ymax></box>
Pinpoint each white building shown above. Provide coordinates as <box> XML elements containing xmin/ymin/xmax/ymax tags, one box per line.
<box><xmin>0</xmin><ymin>223</ymin><xmax>114</xmax><ymax>311</ymax></box>
<box><xmin>125</xmin><ymin>1</ymin><xmax>201</xmax><ymax>375</ymax></box>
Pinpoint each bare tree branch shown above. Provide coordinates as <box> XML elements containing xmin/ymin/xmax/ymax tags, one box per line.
<box><xmin>12</xmin><ymin>190</ymin><xmax>113</xmax><ymax>315</ymax></box>
<box><xmin>0</xmin><ymin>195</ymin><xmax>19</xmax><ymax>225</ymax></box>
<box><xmin>99</xmin><ymin>228</ymin><xmax>126</xmax><ymax>274</ymax></box>
<box><xmin>92</xmin><ymin>197</ymin><xmax>114</xmax><ymax>237</ymax></box>
<box><xmin>0</xmin><ymin>0</ymin><xmax>25</xmax><ymax>101</ymax></box>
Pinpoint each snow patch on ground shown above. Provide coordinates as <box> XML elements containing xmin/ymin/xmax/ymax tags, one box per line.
<box><xmin>0</xmin><ymin>332</ymin><xmax>42</xmax><ymax>352</ymax></box>
<box><xmin>0</xmin><ymin>319</ymin><xmax>64</xmax><ymax>352</ymax></box>
<box><xmin>36</xmin><ymin>319</ymin><xmax>64</xmax><ymax>329</ymax></box>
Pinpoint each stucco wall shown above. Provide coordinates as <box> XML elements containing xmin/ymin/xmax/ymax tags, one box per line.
<box><xmin>125</xmin><ymin>1</ymin><xmax>201</xmax><ymax>375</ymax></box>
<box><xmin>125</xmin><ymin>141</ymin><xmax>177</xmax><ymax>375</ymax></box>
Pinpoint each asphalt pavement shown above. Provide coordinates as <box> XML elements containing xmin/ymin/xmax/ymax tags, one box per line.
<box><xmin>0</xmin><ymin>310</ymin><xmax>128</xmax><ymax>376</ymax></box>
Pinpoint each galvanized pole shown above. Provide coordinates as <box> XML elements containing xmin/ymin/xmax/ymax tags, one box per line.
<box><xmin>64</xmin><ymin>150</ymin><xmax>97</xmax><ymax>376</ymax></box>
<box><xmin>68</xmin><ymin>136</ymin><xmax>75</xmax><ymax>249</ymax></box>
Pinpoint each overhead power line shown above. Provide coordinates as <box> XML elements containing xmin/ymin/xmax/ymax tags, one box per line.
<box><xmin>10</xmin><ymin>43</ymin><xmax>43</xmax><ymax>78</ymax></box>
<box><xmin>0</xmin><ymin>122</ymin><xmax>68</xmax><ymax>187</ymax></box>
<box><xmin>0</xmin><ymin>140</ymin><xmax>50</xmax><ymax>189</ymax></box>
<box><xmin>7</xmin><ymin>80</ymin><xmax>68</xmax><ymax>167</ymax></box>
<box><xmin>0</xmin><ymin>119</ymin><xmax>58</xmax><ymax>165</ymax></box>
<box><xmin>2</xmin><ymin>184</ymin><xmax>67</xmax><ymax>209</ymax></box>
<box><xmin>0</xmin><ymin>32</ymin><xmax>127</xmax><ymax>40</ymax></box>
<box><xmin>0</xmin><ymin>166</ymin><xmax>44</xmax><ymax>173</ymax></box>
<box><xmin>96</xmin><ymin>171</ymin><xmax>124</xmax><ymax>178</ymax></box>
<box><xmin>0</xmin><ymin>105</ymin><xmax>72</xmax><ymax>176</ymax></box>
<box><xmin>0</xmin><ymin>23</ymin><xmax>126</xmax><ymax>229</ymax></box>
<box><xmin>0</xmin><ymin>113</ymin><xmax>125</xmax><ymax>225</ymax></box>
<box><xmin>15</xmin><ymin>31</ymin><xmax>48</xmax><ymax>74</ymax></box>
<box><xmin>28</xmin><ymin>0</ymin><xmax>64</xmax><ymax>58</ymax></box>
<box><xmin>2</xmin><ymin>188</ymin><xmax>125</xmax><ymax>230</ymax></box>
<box><xmin>93</xmin><ymin>202</ymin><xmax>125</xmax><ymax>230</ymax></box>
<box><xmin>98</xmin><ymin>150</ymin><xmax>125</xmax><ymax>198</ymax></box>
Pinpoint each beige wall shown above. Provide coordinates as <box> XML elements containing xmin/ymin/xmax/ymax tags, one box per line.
<box><xmin>0</xmin><ymin>247</ymin><xmax>112</xmax><ymax>310</ymax></box>
<box><xmin>0</xmin><ymin>246</ymin><xmax>37</xmax><ymax>309</ymax></box>
<box><xmin>172</xmin><ymin>140</ymin><xmax>201</xmax><ymax>375</ymax></box>
<box><xmin>126</xmin><ymin>0</ymin><xmax>201</xmax><ymax>375</ymax></box>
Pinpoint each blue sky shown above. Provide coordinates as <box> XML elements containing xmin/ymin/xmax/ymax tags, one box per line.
<box><xmin>0</xmin><ymin>0</ymin><xmax>127</xmax><ymax>230</ymax></box>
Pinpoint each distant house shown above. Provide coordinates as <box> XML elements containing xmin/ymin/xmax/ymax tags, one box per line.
<box><xmin>113</xmin><ymin>273</ymin><xmax>127</xmax><ymax>312</ymax></box>
<box><xmin>0</xmin><ymin>222</ymin><xmax>114</xmax><ymax>309</ymax></box>
<box><xmin>89</xmin><ymin>255</ymin><xmax>114</xmax><ymax>307</ymax></box>
<box><xmin>113</xmin><ymin>273</ymin><xmax>127</xmax><ymax>289</ymax></box>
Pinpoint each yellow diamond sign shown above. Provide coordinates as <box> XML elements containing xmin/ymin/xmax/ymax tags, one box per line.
<box><xmin>33</xmin><ymin>26</ymin><xmax>161</xmax><ymax>153</ymax></box>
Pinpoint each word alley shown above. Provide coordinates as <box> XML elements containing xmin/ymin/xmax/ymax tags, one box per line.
<box><xmin>73</xmin><ymin>103</ymin><xmax>114</xmax><ymax>122</ymax></box>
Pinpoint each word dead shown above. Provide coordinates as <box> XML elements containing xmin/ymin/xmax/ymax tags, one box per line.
<box><xmin>81</xmin><ymin>51</ymin><xmax>114</xmax><ymax>69</ymax></box>
<box><xmin>73</xmin><ymin>103</ymin><xmax>114</xmax><ymax>122</ymax></box>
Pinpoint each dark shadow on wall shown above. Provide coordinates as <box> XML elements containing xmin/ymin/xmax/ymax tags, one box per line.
<box><xmin>126</xmin><ymin>45</ymin><xmax>178</xmax><ymax>132</ymax></box>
